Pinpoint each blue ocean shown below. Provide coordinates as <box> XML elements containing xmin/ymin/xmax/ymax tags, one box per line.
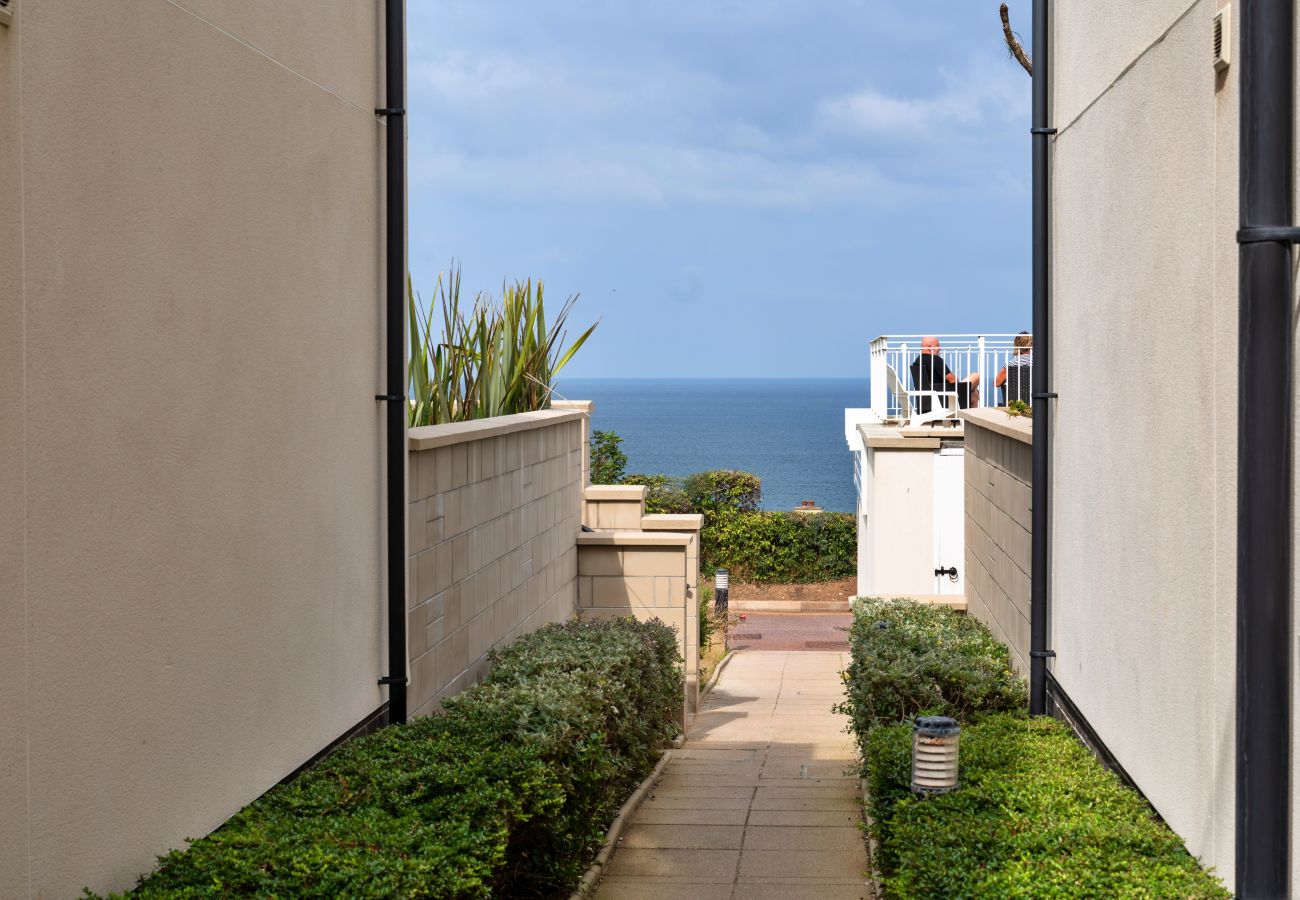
<box><xmin>556</xmin><ymin>378</ymin><xmax>865</xmax><ymax>513</ymax></box>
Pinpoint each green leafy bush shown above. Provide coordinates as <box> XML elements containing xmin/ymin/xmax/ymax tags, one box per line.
<box><xmin>864</xmin><ymin>714</ymin><xmax>1229</xmax><ymax>898</ymax></box>
<box><xmin>112</xmin><ymin>619</ymin><xmax>681</xmax><ymax>899</ymax></box>
<box><xmin>703</xmin><ymin>510</ymin><xmax>855</xmax><ymax>583</ymax></box>
<box><xmin>837</xmin><ymin>597</ymin><xmax>1025</xmax><ymax>737</ymax></box>
<box><xmin>589</xmin><ymin>430</ymin><xmax>627</xmax><ymax>485</ymax></box>
<box><xmin>622</xmin><ymin>473</ymin><xmax>692</xmax><ymax>514</ymax></box>
<box><xmin>683</xmin><ymin>470</ymin><xmax>762</xmax><ymax>515</ymax></box>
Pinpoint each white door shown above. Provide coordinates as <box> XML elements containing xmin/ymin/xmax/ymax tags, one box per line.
<box><xmin>932</xmin><ymin>447</ymin><xmax>965</xmax><ymax>596</ymax></box>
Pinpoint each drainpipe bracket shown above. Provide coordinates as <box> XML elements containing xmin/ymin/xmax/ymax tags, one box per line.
<box><xmin>1033</xmin><ymin>392</ymin><xmax>1058</xmax><ymax>400</ymax></box>
<box><xmin>1237</xmin><ymin>225</ymin><xmax>1300</xmax><ymax>243</ymax></box>
<box><xmin>375</xmin><ymin>394</ymin><xmax>404</xmax><ymax>402</ymax></box>
<box><xmin>1030</xmin><ymin>127</ymin><xmax>1058</xmax><ymax>135</ymax></box>
<box><xmin>1030</xmin><ymin>651</ymin><xmax>1057</xmax><ymax>659</ymax></box>
<box><xmin>378</xmin><ymin>676</ymin><xmax>409</xmax><ymax>686</ymax></box>
<box><xmin>375</xmin><ymin>107</ymin><xmax>406</xmax><ymax>117</ymax></box>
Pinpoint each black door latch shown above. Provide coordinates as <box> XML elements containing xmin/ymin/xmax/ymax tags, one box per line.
<box><xmin>935</xmin><ymin>566</ymin><xmax>959</xmax><ymax>579</ymax></box>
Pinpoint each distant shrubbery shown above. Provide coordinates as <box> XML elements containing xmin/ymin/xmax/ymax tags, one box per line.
<box><xmin>588</xmin><ymin>431</ymin><xmax>855</xmax><ymax>583</ymax></box>
<box><xmin>590</xmin><ymin>429</ymin><xmax>628</xmax><ymax>485</ymax></box>
<box><xmin>111</xmin><ymin>619</ymin><xmax>681</xmax><ymax>899</ymax></box>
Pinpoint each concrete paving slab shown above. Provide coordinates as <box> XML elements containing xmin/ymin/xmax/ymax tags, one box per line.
<box><xmin>742</xmin><ymin>825</ymin><xmax>867</xmax><ymax>851</ymax></box>
<box><xmin>619</xmin><ymin>824</ymin><xmax>745</xmax><ymax>850</ymax></box>
<box><xmin>731</xmin><ymin>884</ymin><xmax>873</xmax><ymax>900</ymax></box>
<box><xmin>595</xmin><ymin>650</ymin><xmax>874</xmax><ymax>899</ymax></box>
<box><xmin>602</xmin><ymin>848</ymin><xmax>740</xmax><ymax>882</ymax></box>
<box><xmin>746</xmin><ymin>809</ymin><xmax>862</xmax><ymax>827</ymax></box>
<box><xmin>739</xmin><ymin>848</ymin><xmax>868</xmax><ymax>881</ymax></box>
<box><xmin>637</xmin><ymin>796</ymin><xmax>753</xmax><ymax>810</ymax></box>
<box><xmin>651</xmin><ymin>784</ymin><xmax>756</xmax><ymax>799</ymax></box>
<box><xmin>632</xmin><ymin>807</ymin><xmax>751</xmax><ymax>826</ymax></box>
<box><xmin>750</xmin><ymin>795</ymin><xmax>862</xmax><ymax>811</ymax></box>
<box><xmin>594</xmin><ymin>881</ymin><xmax>734</xmax><ymax>900</ymax></box>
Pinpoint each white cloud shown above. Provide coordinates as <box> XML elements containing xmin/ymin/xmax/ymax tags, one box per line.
<box><xmin>412</xmin><ymin>143</ymin><xmax>892</xmax><ymax>210</ymax></box>
<box><xmin>819</xmin><ymin>60</ymin><xmax>1027</xmax><ymax>138</ymax></box>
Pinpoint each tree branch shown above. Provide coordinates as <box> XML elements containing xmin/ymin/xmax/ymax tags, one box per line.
<box><xmin>1000</xmin><ymin>4</ymin><xmax>1033</xmax><ymax>75</ymax></box>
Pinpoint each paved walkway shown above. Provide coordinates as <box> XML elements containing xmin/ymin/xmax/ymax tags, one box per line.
<box><xmin>595</xmin><ymin>651</ymin><xmax>872</xmax><ymax>900</ymax></box>
<box><xmin>727</xmin><ymin>612</ymin><xmax>852</xmax><ymax>652</ymax></box>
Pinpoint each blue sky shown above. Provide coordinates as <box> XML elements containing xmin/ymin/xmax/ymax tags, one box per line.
<box><xmin>408</xmin><ymin>2</ymin><xmax>1032</xmax><ymax>378</ymax></box>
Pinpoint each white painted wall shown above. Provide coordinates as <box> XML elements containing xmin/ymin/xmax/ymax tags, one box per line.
<box><xmin>855</xmin><ymin>439</ymin><xmax>964</xmax><ymax>599</ymax></box>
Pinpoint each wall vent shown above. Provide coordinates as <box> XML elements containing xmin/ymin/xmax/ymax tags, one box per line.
<box><xmin>1213</xmin><ymin>6</ymin><xmax>1231</xmax><ymax>72</ymax></box>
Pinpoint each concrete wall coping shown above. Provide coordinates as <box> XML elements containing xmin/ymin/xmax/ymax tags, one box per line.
<box><xmin>960</xmin><ymin>408</ymin><xmax>1033</xmax><ymax>445</ymax></box>
<box><xmin>408</xmin><ymin>408</ymin><xmax>586</xmax><ymax>451</ymax></box>
<box><xmin>584</xmin><ymin>484</ymin><xmax>647</xmax><ymax>501</ymax></box>
<box><xmin>577</xmin><ymin>531</ymin><xmax>692</xmax><ymax>547</ymax></box>
<box><xmin>552</xmin><ymin>399</ymin><xmax>595</xmax><ymax>414</ymax></box>
<box><xmin>640</xmin><ymin>514</ymin><xmax>704</xmax><ymax>532</ymax></box>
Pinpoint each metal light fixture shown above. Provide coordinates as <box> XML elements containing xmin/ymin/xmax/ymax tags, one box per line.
<box><xmin>714</xmin><ymin>569</ymin><xmax>729</xmax><ymax>615</ymax></box>
<box><xmin>911</xmin><ymin>716</ymin><xmax>960</xmax><ymax>795</ymax></box>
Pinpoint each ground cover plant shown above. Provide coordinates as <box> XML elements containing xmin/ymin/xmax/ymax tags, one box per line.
<box><xmin>408</xmin><ymin>265</ymin><xmax>597</xmax><ymax>426</ymax></box>
<box><xmin>863</xmin><ymin>714</ymin><xmax>1229</xmax><ymax>898</ymax></box>
<box><xmin>842</xmin><ymin>598</ymin><xmax>1225</xmax><ymax>897</ymax></box>
<box><xmin>108</xmin><ymin>619</ymin><xmax>681</xmax><ymax>899</ymax></box>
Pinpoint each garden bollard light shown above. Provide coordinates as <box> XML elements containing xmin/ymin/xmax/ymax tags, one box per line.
<box><xmin>911</xmin><ymin>716</ymin><xmax>960</xmax><ymax>795</ymax></box>
<box><xmin>714</xmin><ymin>569</ymin><xmax>729</xmax><ymax>615</ymax></box>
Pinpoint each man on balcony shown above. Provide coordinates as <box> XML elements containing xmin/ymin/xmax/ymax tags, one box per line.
<box><xmin>910</xmin><ymin>336</ymin><xmax>980</xmax><ymax>413</ymax></box>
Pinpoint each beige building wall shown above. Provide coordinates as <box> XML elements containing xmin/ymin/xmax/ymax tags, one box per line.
<box><xmin>1049</xmin><ymin>0</ymin><xmax>1238</xmax><ymax>882</ymax></box>
<box><xmin>961</xmin><ymin>411</ymin><xmax>1032</xmax><ymax>675</ymax></box>
<box><xmin>407</xmin><ymin>411</ymin><xmax>585</xmax><ymax>716</ymax></box>
<box><xmin>0</xmin><ymin>4</ymin><xmax>389</xmax><ymax>896</ymax></box>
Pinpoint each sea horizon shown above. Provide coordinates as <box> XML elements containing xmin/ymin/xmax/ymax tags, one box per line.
<box><xmin>558</xmin><ymin>376</ymin><xmax>867</xmax><ymax>513</ymax></box>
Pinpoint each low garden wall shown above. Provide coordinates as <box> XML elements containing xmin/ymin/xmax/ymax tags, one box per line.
<box><xmin>576</xmin><ymin>507</ymin><xmax>703</xmax><ymax>724</ymax></box>
<box><xmin>407</xmin><ymin>409</ymin><xmax>586</xmax><ymax>716</ymax></box>
<box><xmin>960</xmin><ymin>409</ymin><xmax>1032</xmax><ymax>675</ymax></box>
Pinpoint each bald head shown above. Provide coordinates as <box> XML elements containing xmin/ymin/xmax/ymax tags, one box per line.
<box><xmin>921</xmin><ymin>336</ymin><xmax>940</xmax><ymax>355</ymax></box>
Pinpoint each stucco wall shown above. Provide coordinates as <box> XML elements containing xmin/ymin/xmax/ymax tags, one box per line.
<box><xmin>407</xmin><ymin>411</ymin><xmax>584</xmax><ymax>716</ymax></box>
<box><xmin>0</xmin><ymin>3</ymin><xmax>388</xmax><ymax>896</ymax></box>
<box><xmin>1050</xmin><ymin>0</ymin><xmax>1236</xmax><ymax>881</ymax></box>
<box><xmin>962</xmin><ymin>411</ymin><xmax>1032</xmax><ymax>675</ymax></box>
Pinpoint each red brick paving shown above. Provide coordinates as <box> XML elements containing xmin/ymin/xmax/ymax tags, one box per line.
<box><xmin>724</xmin><ymin>613</ymin><xmax>852</xmax><ymax>652</ymax></box>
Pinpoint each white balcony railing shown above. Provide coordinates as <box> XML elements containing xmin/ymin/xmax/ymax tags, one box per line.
<box><xmin>869</xmin><ymin>333</ymin><xmax>1033</xmax><ymax>423</ymax></box>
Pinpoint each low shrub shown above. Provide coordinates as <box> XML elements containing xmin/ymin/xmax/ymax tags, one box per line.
<box><xmin>704</xmin><ymin>509</ymin><xmax>855</xmax><ymax>583</ymax></box>
<box><xmin>837</xmin><ymin>597</ymin><xmax>1025</xmax><ymax>738</ymax></box>
<box><xmin>590</xmin><ymin>430</ymin><xmax>627</xmax><ymax>485</ymax></box>
<box><xmin>864</xmin><ymin>714</ymin><xmax>1229</xmax><ymax>898</ymax></box>
<box><xmin>112</xmin><ymin>619</ymin><xmax>681</xmax><ymax>899</ymax></box>
<box><xmin>622</xmin><ymin>473</ymin><xmax>692</xmax><ymax>514</ymax></box>
<box><xmin>683</xmin><ymin>469</ymin><xmax>762</xmax><ymax>515</ymax></box>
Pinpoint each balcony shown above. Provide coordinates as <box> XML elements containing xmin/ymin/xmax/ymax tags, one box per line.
<box><xmin>867</xmin><ymin>333</ymin><xmax>1033</xmax><ymax>424</ymax></box>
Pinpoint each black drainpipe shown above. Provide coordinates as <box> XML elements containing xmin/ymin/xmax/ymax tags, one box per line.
<box><xmin>376</xmin><ymin>0</ymin><xmax>408</xmax><ymax>724</ymax></box>
<box><xmin>1028</xmin><ymin>0</ymin><xmax>1054</xmax><ymax>716</ymax></box>
<box><xmin>1236</xmin><ymin>0</ymin><xmax>1293</xmax><ymax>893</ymax></box>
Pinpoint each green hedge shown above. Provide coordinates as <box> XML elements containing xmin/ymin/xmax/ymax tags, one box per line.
<box><xmin>111</xmin><ymin>619</ymin><xmax>682</xmax><ymax>899</ymax></box>
<box><xmin>702</xmin><ymin>509</ymin><xmax>854</xmax><ymax>583</ymax></box>
<box><xmin>842</xmin><ymin>599</ymin><xmax>1226</xmax><ymax>897</ymax></box>
<box><xmin>864</xmin><ymin>714</ymin><xmax>1229</xmax><ymax>898</ymax></box>
<box><xmin>837</xmin><ymin>597</ymin><xmax>1026</xmax><ymax>735</ymax></box>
